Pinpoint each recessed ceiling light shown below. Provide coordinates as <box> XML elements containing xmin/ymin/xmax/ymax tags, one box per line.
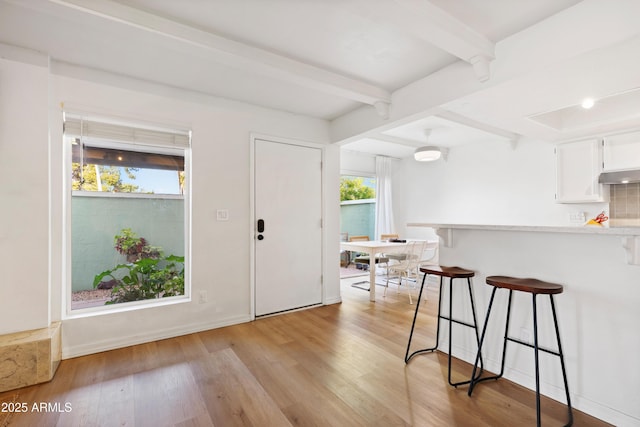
<box><xmin>581</xmin><ymin>98</ymin><xmax>595</xmax><ymax>109</ymax></box>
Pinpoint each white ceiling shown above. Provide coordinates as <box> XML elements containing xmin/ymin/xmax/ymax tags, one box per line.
<box><xmin>2</xmin><ymin>0</ymin><xmax>640</xmax><ymax>159</ymax></box>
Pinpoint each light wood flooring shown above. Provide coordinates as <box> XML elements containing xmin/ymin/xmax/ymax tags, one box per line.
<box><xmin>0</xmin><ymin>277</ymin><xmax>612</xmax><ymax>427</ymax></box>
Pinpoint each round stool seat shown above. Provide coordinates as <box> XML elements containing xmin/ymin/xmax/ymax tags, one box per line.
<box><xmin>486</xmin><ymin>276</ymin><xmax>563</xmax><ymax>295</ymax></box>
<box><xmin>420</xmin><ymin>265</ymin><xmax>475</xmax><ymax>279</ymax></box>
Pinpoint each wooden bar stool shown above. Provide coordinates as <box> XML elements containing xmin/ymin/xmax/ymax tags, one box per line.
<box><xmin>467</xmin><ymin>276</ymin><xmax>573</xmax><ymax>427</ymax></box>
<box><xmin>405</xmin><ymin>265</ymin><xmax>483</xmax><ymax>387</ymax></box>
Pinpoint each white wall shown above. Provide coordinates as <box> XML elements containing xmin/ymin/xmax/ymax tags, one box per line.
<box><xmin>0</xmin><ymin>50</ymin><xmax>340</xmax><ymax>356</ymax></box>
<box><xmin>323</xmin><ymin>143</ymin><xmax>342</xmax><ymax>305</ymax></box>
<box><xmin>51</xmin><ymin>75</ymin><xmax>338</xmax><ymax>357</ymax></box>
<box><xmin>392</xmin><ymin>139</ymin><xmax>639</xmax><ymax>426</ymax></box>
<box><xmin>0</xmin><ymin>56</ymin><xmax>50</xmax><ymax>335</ymax></box>
<box><xmin>394</xmin><ymin>138</ymin><xmax>608</xmax><ymax>234</ymax></box>
<box><xmin>340</xmin><ymin>149</ymin><xmax>376</xmax><ymax>177</ymax></box>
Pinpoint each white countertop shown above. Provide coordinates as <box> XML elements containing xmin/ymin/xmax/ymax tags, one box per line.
<box><xmin>407</xmin><ymin>222</ymin><xmax>640</xmax><ymax>264</ymax></box>
<box><xmin>407</xmin><ymin>222</ymin><xmax>640</xmax><ymax>236</ymax></box>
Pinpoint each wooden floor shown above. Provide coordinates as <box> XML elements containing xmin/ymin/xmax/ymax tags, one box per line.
<box><xmin>1</xmin><ymin>278</ymin><xmax>612</xmax><ymax>427</ymax></box>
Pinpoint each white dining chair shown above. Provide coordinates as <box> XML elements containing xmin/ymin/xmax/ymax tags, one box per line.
<box><xmin>384</xmin><ymin>240</ymin><xmax>426</xmax><ymax>304</ymax></box>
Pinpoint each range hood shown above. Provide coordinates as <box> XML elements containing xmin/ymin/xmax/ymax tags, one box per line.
<box><xmin>598</xmin><ymin>169</ymin><xmax>640</xmax><ymax>184</ymax></box>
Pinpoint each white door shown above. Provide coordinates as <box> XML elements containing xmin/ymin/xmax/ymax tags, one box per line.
<box><xmin>254</xmin><ymin>139</ymin><xmax>323</xmax><ymax>316</ymax></box>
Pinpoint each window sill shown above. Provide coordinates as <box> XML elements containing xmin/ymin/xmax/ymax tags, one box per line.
<box><xmin>64</xmin><ymin>294</ymin><xmax>190</xmax><ymax>320</ymax></box>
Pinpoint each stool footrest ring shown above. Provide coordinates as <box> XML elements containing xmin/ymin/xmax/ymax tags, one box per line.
<box><xmin>506</xmin><ymin>337</ymin><xmax>562</xmax><ymax>357</ymax></box>
<box><xmin>441</xmin><ymin>315</ymin><xmax>477</xmax><ymax>330</ymax></box>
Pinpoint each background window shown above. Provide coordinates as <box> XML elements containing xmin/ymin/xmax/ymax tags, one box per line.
<box><xmin>340</xmin><ymin>175</ymin><xmax>376</xmax><ymax>240</ymax></box>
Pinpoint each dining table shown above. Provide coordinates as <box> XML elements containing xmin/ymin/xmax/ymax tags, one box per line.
<box><xmin>340</xmin><ymin>239</ymin><xmax>416</xmax><ymax>301</ymax></box>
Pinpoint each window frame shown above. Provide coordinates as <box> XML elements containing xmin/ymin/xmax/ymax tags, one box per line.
<box><xmin>62</xmin><ymin>113</ymin><xmax>192</xmax><ymax>318</ymax></box>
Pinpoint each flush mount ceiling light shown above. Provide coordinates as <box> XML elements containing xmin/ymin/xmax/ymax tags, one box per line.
<box><xmin>414</xmin><ymin>129</ymin><xmax>443</xmax><ymax>162</ymax></box>
<box><xmin>414</xmin><ymin>146</ymin><xmax>441</xmax><ymax>161</ymax></box>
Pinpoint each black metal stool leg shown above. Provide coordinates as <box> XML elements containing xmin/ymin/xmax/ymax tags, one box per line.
<box><xmin>467</xmin><ymin>277</ymin><xmax>484</xmax><ymax>373</ymax></box>
<box><xmin>469</xmin><ymin>288</ymin><xmax>514</xmax><ymax>395</ymax></box>
<box><xmin>435</xmin><ymin>276</ymin><xmax>444</xmax><ymax>351</ymax></box>
<box><xmin>406</xmin><ymin>275</ymin><xmax>445</xmax><ymax>362</ymax></box>
<box><xmin>497</xmin><ymin>289</ymin><xmax>513</xmax><ymax>378</ymax></box>
<box><xmin>445</xmin><ymin>277</ymin><xmax>483</xmax><ymax>387</ymax></box>
<box><xmin>405</xmin><ymin>272</ymin><xmax>429</xmax><ymax>363</ymax></box>
<box><xmin>406</xmin><ymin>274</ymin><xmax>444</xmax><ymax>360</ymax></box>
<box><xmin>533</xmin><ymin>294</ymin><xmax>541</xmax><ymax>427</ymax></box>
<box><xmin>550</xmin><ymin>295</ymin><xmax>574</xmax><ymax>427</ymax></box>
<box><xmin>469</xmin><ymin>286</ymin><xmax>498</xmax><ymax>395</ymax></box>
<box><xmin>447</xmin><ymin>277</ymin><xmax>454</xmax><ymax>385</ymax></box>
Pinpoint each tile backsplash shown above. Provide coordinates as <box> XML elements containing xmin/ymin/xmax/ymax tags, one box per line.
<box><xmin>609</xmin><ymin>183</ymin><xmax>640</xmax><ymax>225</ymax></box>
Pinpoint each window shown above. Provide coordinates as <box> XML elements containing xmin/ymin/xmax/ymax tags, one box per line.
<box><xmin>340</xmin><ymin>175</ymin><xmax>376</xmax><ymax>240</ymax></box>
<box><xmin>71</xmin><ymin>145</ymin><xmax>185</xmax><ymax>195</ymax></box>
<box><xmin>64</xmin><ymin>114</ymin><xmax>190</xmax><ymax>311</ymax></box>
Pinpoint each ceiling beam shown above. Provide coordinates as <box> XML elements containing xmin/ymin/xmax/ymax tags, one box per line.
<box><xmin>434</xmin><ymin>109</ymin><xmax>520</xmax><ymax>142</ymax></box>
<box><xmin>47</xmin><ymin>0</ymin><xmax>392</xmax><ymax>107</ymax></box>
<box><xmin>368</xmin><ymin>134</ymin><xmax>425</xmax><ymax>148</ymax></box>
<box><xmin>354</xmin><ymin>0</ymin><xmax>495</xmax><ymax>81</ymax></box>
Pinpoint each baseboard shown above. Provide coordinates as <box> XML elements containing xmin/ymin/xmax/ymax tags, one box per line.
<box><xmin>324</xmin><ymin>296</ymin><xmax>342</xmax><ymax>305</ymax></box>
<box><xmin>448</xmin><ymin>342</ymin><xmax>639</xmax><ymax>426</ymax></box>
<box><xmin>502</xmin><ymin>365</ymin><xmax>639</xmax><ymax>427</ymax></box>
<box><xmin>62</xmin><ymin>314</ymin><xmax>251</xmax><ymax>359</ymax></box>
<box><xmin>569</xmin><ymin>396</ymin><xmax>639</xmax><ymax>427</ymax></box>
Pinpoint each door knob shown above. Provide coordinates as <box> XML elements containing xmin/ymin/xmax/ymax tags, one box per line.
<box><xmin>257</xmin><ymin>234</ymin><xmax>264</xmax><ymax>240</ymax></box>
<box><xmin>257</xmin><ymin>219</ymin><xmax>265</xmax><ymax>233</ymax></box>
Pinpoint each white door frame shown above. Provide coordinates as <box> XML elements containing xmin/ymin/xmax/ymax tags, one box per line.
<box><xmin>249</xmin><ymin>133</ymin><xmax>326</xmax><ymax>320</ymax></box>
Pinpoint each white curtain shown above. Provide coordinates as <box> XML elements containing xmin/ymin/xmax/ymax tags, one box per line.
<box><xmin>374</xmin><ymin>156</ymin><xmax>395</xmax><ymax>239</ymax></box>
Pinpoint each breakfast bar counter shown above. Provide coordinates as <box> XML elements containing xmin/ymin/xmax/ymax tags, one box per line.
<box><xmin>404</xmin><ymin>222</ymin><xmax>640</xmax><ymax>426</ymax></box>
<box><xmin>408</xmin><ymin>222</ymin><xmax>640</xmax><ymax>265</ymax></box>
<box><xmin>407</xmin><ymin>222</ymin><xmax>640</xmax><ymax>236</ymax></box>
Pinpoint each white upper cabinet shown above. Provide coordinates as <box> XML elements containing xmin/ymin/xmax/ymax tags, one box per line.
<box><xmin>603</xmin><ymin>131</ymin><xmax>640</xmax><ymax>172</ymax></box>
<box><xmin>555</xmin><ymin>139</ymin><xmax>606</xmax><ymax>203</ymax></box>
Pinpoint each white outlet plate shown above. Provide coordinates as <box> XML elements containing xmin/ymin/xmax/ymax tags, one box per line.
<box><xmin>216</xmin><ymin>209</ymin><xmax>229</xmax><ymax>221</ymax></box>
<box><xmin>568</xmin><ymin>212</ymin><xmax>585</xmax><ymax>224</ymax></box>
<box><xmin>198</xmin><ymin>291</ymin><xmax>208</xmax><ymax>304</ymax></box>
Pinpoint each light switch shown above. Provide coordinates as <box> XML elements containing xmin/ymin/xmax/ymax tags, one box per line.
<box><xmin>216</xmin><ymin>209</ymin><xmax>229</xmax><ymax>221</ymax></box>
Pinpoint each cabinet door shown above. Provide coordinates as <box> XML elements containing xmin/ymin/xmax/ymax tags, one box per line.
<box><xmin>555</xmin><ymin>139</ymin><xmax>605</xmax><ymax>203</ymax></box>
<box><xmin>603</xmin><ymin>131</ymin><xmax>640</xmax><ymax>171</ymax></box>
